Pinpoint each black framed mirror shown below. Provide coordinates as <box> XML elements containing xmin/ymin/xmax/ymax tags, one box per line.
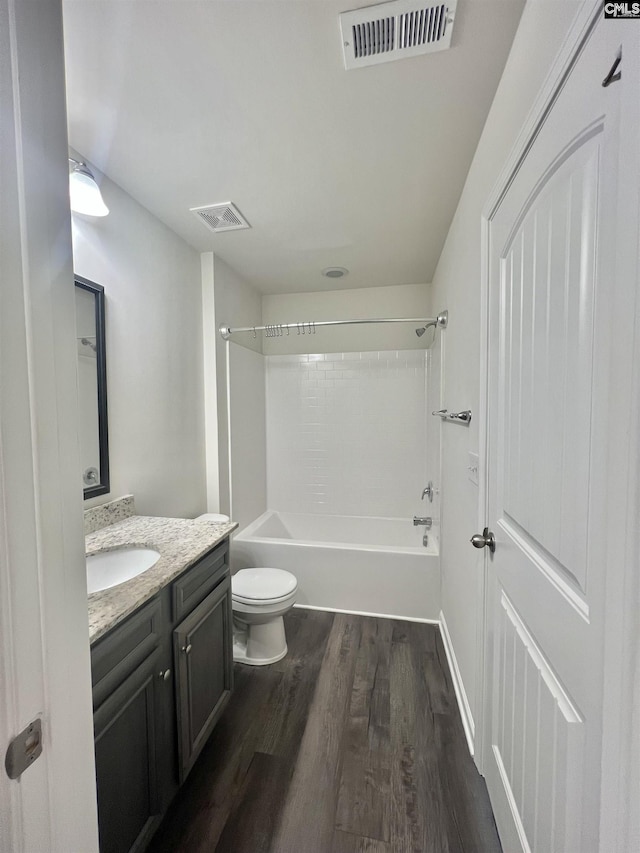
<box><xmin>74</xmin><ymin>275</ymin><xmax>110</xmax><ymax>499</ymax></box>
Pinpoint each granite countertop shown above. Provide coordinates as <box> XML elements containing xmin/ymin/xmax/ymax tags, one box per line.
<box><xmin>87</xmin><ymin>516</ymin><xmax>237</xmax><ymax>644</ymax></box>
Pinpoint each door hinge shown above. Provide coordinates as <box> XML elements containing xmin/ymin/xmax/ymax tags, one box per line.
<box><xmin>5</xmin><ymin>718</ymin><xmax>43</xmax><ymax>780</ymax></box>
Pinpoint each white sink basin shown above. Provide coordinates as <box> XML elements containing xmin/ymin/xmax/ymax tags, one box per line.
<box><xmin>86</xmin><ymin>547</ymin><xmax>161</xmax><ymax>594</ymax></box>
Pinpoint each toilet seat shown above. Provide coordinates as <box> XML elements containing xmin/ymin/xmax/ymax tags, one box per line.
<box><xmin>232</xmin><ymin>568</ymin><xmax>297</xmax><ymax>604</ymax></box>
<box><xmin>232</xmin><ymin>591</ymin><xmax>296</xmax><ymax>607</ymax></box>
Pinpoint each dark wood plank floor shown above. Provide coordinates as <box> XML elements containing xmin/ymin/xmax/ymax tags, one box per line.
<box><xmin>148</xmin><ymin>610</ymin><xmax>501</xmax><ymax>853</ymax></box>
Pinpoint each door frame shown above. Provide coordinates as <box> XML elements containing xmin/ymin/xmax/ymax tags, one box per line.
<box><xmin>476</xmin><ymin>3</ymin><xmax>640</xmax><ymax>851</ymax></box>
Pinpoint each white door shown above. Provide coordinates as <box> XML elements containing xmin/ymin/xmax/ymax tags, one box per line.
<box><xmin>0</xmin><ymin>0</ymin><xmax>99</xmax><ymax>849</ymax></box>
<box><xmin>482</xmin><ymin>18</ymin><xmax>635</xmax><ymax>853</ymax></box>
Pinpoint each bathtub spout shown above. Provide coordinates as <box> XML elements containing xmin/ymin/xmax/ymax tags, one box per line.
<box><xmin>413</xmin><ymin>516</ymin><xmax>432</xmax><ymax>529</ymax></box>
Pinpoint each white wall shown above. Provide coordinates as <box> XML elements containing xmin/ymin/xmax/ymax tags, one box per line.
<box><xmin>266</xmin><ymin>350</ymin><xmax>428</xmax><ymax>518</ymax></box>
<box><xmin>262</xmin><ymin>283</ymin><xmax>432</xmax><ymax>354</ymax></box>
<box><xmin>204</xmin><ymin>253</ymin><xmax>263</xmax><ymax>516</ymax></box>
<box><xmin>228</xmin><ymin>343</ymin><xmax>267</xmax><ymax>531</ymax></box>
<box><xmin>72</xmin><ymin>158</ymin><xmax>206</xmax><ymax>518</ymax></box>
<box><xmin>428</xmin><ymin>0</ymin><xmax>581</xmax><ymax>743</ymax></box>
<box><xmin>425</xmin><ymin>330</ymin><xmax>443</xmax><ymax>543</ymax></box>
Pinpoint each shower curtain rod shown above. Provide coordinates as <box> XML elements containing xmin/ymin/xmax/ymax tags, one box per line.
<box><xmin>219</xmin><ymin>311</ymin><xmax>448</xmax><ymax>340</ymax></box>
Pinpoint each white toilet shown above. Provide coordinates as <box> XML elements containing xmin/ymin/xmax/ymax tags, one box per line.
<box><xmin>231</xmin><ymin>568</ymin><xmax>298</xmax><ymax>666</ymax></box>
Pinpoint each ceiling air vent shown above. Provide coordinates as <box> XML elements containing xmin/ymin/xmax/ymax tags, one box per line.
<box><xmin>339</xmin><ymin>0</ymin><xmax>457</xmax><ymax>70</ymax></box>
<box><xmin>190</xmin><ymin>202</ymin><xmax>250</xmax><ymax>233</ymax></box>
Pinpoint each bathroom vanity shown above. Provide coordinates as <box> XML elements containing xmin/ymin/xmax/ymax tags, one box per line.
<box><xmin>86</xmin><ymin>507</ymin><xmax>237</xmax><ymax>853</ymax></box>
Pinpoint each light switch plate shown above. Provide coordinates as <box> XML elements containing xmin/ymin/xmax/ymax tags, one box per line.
<box><xmin>467</xmin><ymin>451</ymin><xmax>479</xmax><ymax>486</ymax></box>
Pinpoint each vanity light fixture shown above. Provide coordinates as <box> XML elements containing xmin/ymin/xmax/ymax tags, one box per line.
<box><xmin>68</xmin><ymin>158</ymin><xmax>109</xmax><ymax>217</ymax></box>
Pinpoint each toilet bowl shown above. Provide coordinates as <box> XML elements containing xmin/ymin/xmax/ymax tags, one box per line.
<box><xmin>231</xmin><ymin>568</ymin><xmax>297</xmax><ymax>666</ymax></box>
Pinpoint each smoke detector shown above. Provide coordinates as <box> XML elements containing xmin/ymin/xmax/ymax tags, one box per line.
<box><xmin>190</xmin><ymin>202</ymin><xmax>250</xmax><ymax>233</ymax></box>
<box><xmin>339</xmin><ymin>0</ymin><xmax>457</xmax><ymax>70</ymax></box>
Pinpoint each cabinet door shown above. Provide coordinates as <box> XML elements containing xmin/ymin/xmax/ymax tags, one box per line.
<box><xmin>173</xmin><ymin>575</ymin><xmax>233</xmax><ymax>782</ymax></box>
<box><xmin>93</xmin><ymin>651</ymin><xmax>161</xmax><ymax>853</ymax></box>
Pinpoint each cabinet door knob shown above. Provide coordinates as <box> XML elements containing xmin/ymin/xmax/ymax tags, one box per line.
<box><xmin>159</xmin><ymin>669</ymin><xmax>171</xmax><ymax>681</ymax></box>
<box><xmin>181</xmin><ymin>644</ymin><xmax>192</xmax><ymax>655</ymax></box>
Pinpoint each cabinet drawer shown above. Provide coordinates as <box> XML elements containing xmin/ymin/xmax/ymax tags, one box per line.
<box><xmin>171</xmin><ymin>540</ymin><xmax>228</xmax><ymax>623</ymax></box>
<box><xmin>92</xmin><ymin>598</ymin><xmax>162</xmax><ymax>710</ymax></box>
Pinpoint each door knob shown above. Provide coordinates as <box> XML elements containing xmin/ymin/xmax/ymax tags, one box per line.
<box><xmin>470</xmin><ymin>527</ymin><xmax>496</xmax><ymax>553</ymax></box>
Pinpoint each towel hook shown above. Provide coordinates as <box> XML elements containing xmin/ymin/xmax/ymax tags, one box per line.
<box><xmin>602</xmin><ymin>49</ymin><xmax>621</xmax><ymax>88</ymax></box>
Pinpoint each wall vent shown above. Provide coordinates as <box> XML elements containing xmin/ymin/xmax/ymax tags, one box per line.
<box><xmin>339</xmin><ymin>0</ymin><xmax>457</xmax><ymax>70</ymax></box>
<box><xmin>190</xmin><ymin>202</ymin><xmax>251</xmax><ymax>233</ymax></box>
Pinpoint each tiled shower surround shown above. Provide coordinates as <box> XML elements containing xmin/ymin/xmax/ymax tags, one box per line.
<box><xmin>266</xmin><ymin>350</ymin><xmax>430</xmax><ymax>518</ymax></box>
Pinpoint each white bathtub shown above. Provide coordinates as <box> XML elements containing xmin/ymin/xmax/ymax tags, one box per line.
<box><xmin>232</xmin><ymin>511</ymin><xmax>440</xmax><ymax>622</ymax></box>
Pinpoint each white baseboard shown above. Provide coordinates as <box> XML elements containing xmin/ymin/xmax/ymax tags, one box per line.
<box><xmin>439</xmin><ymin>609</ymin><xmax>475</xmax><ymax>756</ymax></box>
<box><xmin>293</xmin><ymin>602</ymin><xmax>439</xmax><ymax>625</ymax></box>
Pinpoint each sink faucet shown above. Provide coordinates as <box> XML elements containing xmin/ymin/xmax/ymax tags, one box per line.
<box><xmin>413</xmin><ymin>516</ymin><xmax>432</xmax><ymax>529</ymax></box>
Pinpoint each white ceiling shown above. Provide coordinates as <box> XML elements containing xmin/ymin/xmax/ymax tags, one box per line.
<box><xmin>62</xmin><ymin>0</ymin><xmax>524</xmax><ymax>294</ymax></box>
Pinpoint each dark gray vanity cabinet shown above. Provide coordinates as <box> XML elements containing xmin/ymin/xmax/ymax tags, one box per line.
<box><xmin>90</xmin><ymin>539</ymin><xmax>232</xmax><ymax>853</ymax></box>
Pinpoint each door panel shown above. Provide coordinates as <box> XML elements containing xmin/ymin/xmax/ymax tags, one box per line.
<box><xmin>501</xmin><ymin>132</ymin><xmax>599</xmax><ymax>597</ymax></box>
<box><xmin>174</xmin><ymin>576</ymin><xmax>233</xmax><ymax>782</ymax></box>
<box><xmin>93</xmin><ymin>652</ymin><xmax>161</xmax><ymax>853</ymax></box>
<box><xmin>493</xmin><ymin>591</ymin><xmax>584</xmax><ymax>851</ymax></box>
<box><xmin>484</xmin><ymin>19</ymin><xmax>626</xmax><ymax>852</ymax></box>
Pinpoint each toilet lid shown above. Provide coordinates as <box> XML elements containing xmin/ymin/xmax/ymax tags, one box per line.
<box><xmin>232</xmin><ymin>568</ymin><xmax>297</xmax><ymax>601</ymax></box>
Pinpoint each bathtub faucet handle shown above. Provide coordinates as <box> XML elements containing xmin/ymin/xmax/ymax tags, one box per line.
<box><xmin>413</xmin><ymin>516</ymin><xmax>432</xmax><ymax>529</ymax></box>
